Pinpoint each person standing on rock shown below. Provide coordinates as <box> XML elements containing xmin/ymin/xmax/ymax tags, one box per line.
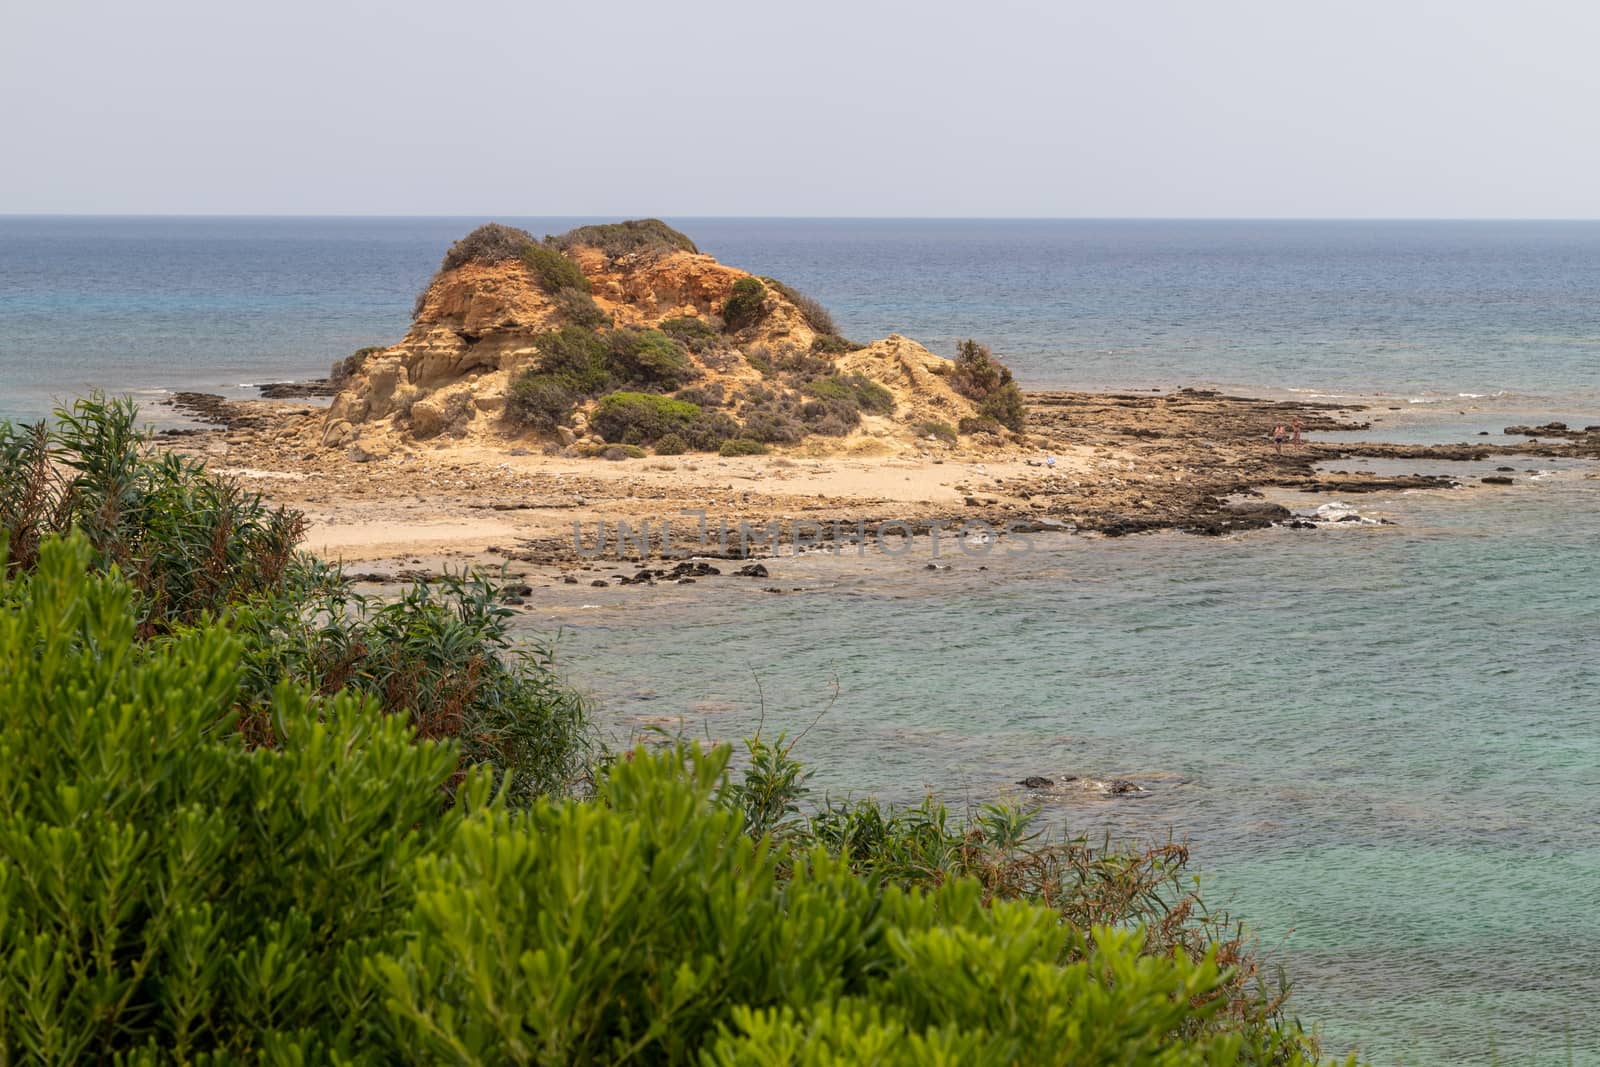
<box><xmin>1292</xmin><ymin>418</ymin><xmax>1303</xmax><ymax>446</ymax></box>
<box><xmin>1272</xmin><ymin>424</ymin><xmax>1286</xmax><ymax>454</ymax></box>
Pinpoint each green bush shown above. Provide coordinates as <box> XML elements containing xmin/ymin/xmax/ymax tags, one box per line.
<box><xmin>0</xmin><ymin>394</ymin><xmax>304</xmax><ymax>632</ymax></box>
<box><xmin>530</xmin><ymin>325</ymin><xmax>614</xmax><ymax>395</ymax></box>
<box><xmin>607</xmin><ymin>327</ymin><xmax>696</xmax><ymax>390</ymax></box>
<box><xmin>553</xmin><ymin>285</ymin><xmax>611</xmax><ymax>328</ymax></box>
<box><xmin>661</xmin><ymin>314</ymin><xmax>723</xmax><ymax>352</ymax></box>
<box><xmin>801</xmin><ymin>397</ymin><xmax>860</xmax><ymax>437</ymax></box>
<box><xmin>654</xmin><ymin>433</ymin><xmax>689</xmax><ymax>456</ymax></box>
<box><xmin>722</xmin><ymin>277</ymin><xmax>768</xmax><ymax>332</ymax></box>
<box><xmin>950</xmin><ymin>339</ymin><xmax>1026</xmax><ymax>431</ymax></box>
<box><xmin>0</xmin><ymin>533</ymin><xmax>470</xmax><ymax>1060</ymax></box>
<box><xmin>522</xmin><ymin>243</ymin><xmax>591</xmax><ymax>294</ymax></box>
<box><xmin>674</xmin><ymin>382</ymin><xmax>726</xmax><ymax>407</ymax></box>
<box><xmin>810</xmin><ymin>333</ymin><xmax>862</xmax><ymax>356</ymax></box>
<box><xmin>979</xmin><ymin>381</ymin><xmax>1027</xmax><ymax>432</ymax></box>
<box><xmin>804</xmin><ymin>373</ymin><xmax>895</xmax><ymax>415</ymax></box>
<box><xmin>0</xmin><ymin>534</ymin><xmax>1329</xmax><ymax>1064</ymax></box>
<box><xmin>915</xmin><ymin>420</ymin><xmax>958</xmax><ymax>444</ymax></box>
<box><xmin>591</xmin><ymin>392</ymin><xmax>702</xmax><ymax>444</ymax></box>
<box><xmin>507</xmin><ymin>373</ymin><xmax>581</xmax><ymax>431</ymax></box>
<box><xmin>602</xmin><ymin>444</ymin><xmax>647</xmax><ymax>461</ymax></box>
<box><xmin>719</xmin><ymin>438</ymin><xmax>769</xmax><ymax>457</ymax></box>
<box><xmin>958</xmin><ymin>414</ymin><xmax>1003</xmax><ymax>435</ymax></box>
<box><xmin>438</xmin><ymin>221</ymin><xmax>538</xmax><ymax>272</ymax></box>
<box><xmin>685</xmin><ymin>411</ymin><xmax>742</xmax><ymax>451</ymax></box>
<box><xmin>743</xmin><ymin>344</ymin><xmax>775</xmax><ymax>377</ymax></box>
<box><xmin>551</xmin><ymin>218</ymin><xmax>699</xmax><ymax>259</ymax></box>
<box><xmin>331</xmin><ymin>345</ymin><xmax>385</xmax><ymax>385</ymax></box>
<box><xmin>233</xmin><ymin>571</ymin><xmax>591</xmax><ymax>804</ymax></box>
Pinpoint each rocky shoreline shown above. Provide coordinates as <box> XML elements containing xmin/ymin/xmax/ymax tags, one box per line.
<box><xmin>155</xmin><ymin>385</ymin><xmax>1600</xmax><ymax>593</ymax></box>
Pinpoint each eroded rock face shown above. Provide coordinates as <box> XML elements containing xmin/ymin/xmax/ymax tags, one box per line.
<box><xmin>324</xmin><ymin>228</ymin><xmax>985</xmax><ymax>454</ymax></box>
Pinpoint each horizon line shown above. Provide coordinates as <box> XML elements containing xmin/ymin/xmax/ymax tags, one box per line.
<box><xmin>6</xmin><ymin>212</ymin><xmax>1600</xmax><ymax>223</ymax></box>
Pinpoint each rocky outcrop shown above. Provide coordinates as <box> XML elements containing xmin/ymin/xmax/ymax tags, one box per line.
<box><xmin>322</xmin><ymin>221</ymin><xmax>992</xmax><ymax>455</ymax></box>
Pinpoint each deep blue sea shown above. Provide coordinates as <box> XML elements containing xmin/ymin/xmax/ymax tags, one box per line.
<box><xmin>3</xmin><ymin>218</ymin><xmax>1599</xmax><ymax>1064</ymax></box>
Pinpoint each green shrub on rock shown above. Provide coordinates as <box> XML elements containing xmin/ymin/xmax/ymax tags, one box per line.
<box><xmin>980</xmin><ymin>382</ymin><xmax>1027</xmax><ymax>432</ymax></box>
<box><xmin>331</xmin><ymin>345</ymin><xmax>386</xmax><ymax>385</ymax></box>
<box><xmin>550</xmin><ymin>218</ymin><xmax>699</xmax><ymax>259</ymax></box>
<box><xmin>507</xmin><ymin>374</ymin><xmax>580</xmax><ymax>431</ymax></box>
<box><xmin>719</xmin><ymin>437</ymin><xmax>769</xmax><ymax>457</ymax></box>
<box><xmin>522</xmin><ymin>243</ymin><xmax>591</xmax><ymax>294</ymax></box>
<box><xmin>722</xmin><ymin>277</ymin><xmax>768</xmax><ymax>332</ymax></box>
<box><xmin>607</xmin><ymin>327</ymin><xmax>696</xmax><ymax>390</ymax></box>
<box><xmin>553</xmin><ymin>286</ymin><xmax>611</xmax><ymax>328</ymax></box>
<box><xmin>951</xmin><ymin>339</ymin><xmax>1027</xmax><ymax>432</ymax></box>
<box><xmin>654</xmin><ymin>433</ymin><xmax>689</xmax><ymax>455</ymax></box>
<box><xmin>805</xmin><ymin>373</ymin><xmax>895</xmax><ymax>415</ymax></box>
<box><xmin>591</xmin><ymin>392</ymin><xmax>701</xmax><ymax>445</ymax></box>
<box><xmin>661</xmin><ymin>315</ymin><xmax>724</xmax><ymax>352</ymax></box>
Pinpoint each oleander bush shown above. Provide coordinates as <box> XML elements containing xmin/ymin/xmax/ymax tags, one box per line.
<box><xmin>0</xmin><ymin>533</ymin><xmax>473</xmax><ymax>1061</ymax></box>
<box><xmin>723</xmin><ymin>277</ymin><xmax>768</xmax><ymax>332</ymax></box>
<box><xmin>0</xmin><ymin>394</ymin><xmax>304</xmax><ymax>633</ymax></box>
<box><xmin>0</xmin><ymin>399</ymin><xmax>594</xmax><ymax>801</ymax></box>
<box><xmin>0</xmin><ymin>523</ymin><xmax>1338</xmax><ymax>1064</ymax></box>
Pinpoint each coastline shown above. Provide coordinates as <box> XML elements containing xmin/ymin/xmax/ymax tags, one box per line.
<box><xmin>158</xmin><ymin>386</ymin><xmax>1600</xmax><ymax>588</ymax></box>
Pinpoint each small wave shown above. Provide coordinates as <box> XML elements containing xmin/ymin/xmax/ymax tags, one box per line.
<box><xmin>1407</xmin><ymin>396</ymin><xmax>1441</xmax><ymax>405</ymax></box>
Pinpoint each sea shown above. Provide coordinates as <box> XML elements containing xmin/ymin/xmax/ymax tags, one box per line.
<box><xmin>3</xmin><ymin>217</ymin><xmax>1598</xmax><ymax>1064</ymax></box>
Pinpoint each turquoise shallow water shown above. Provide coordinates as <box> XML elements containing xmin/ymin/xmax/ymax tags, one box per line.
<box><xmin>4</xmin><ymin>218</ymin><xmax>1599</xmax><ymax>1062</ymax></box>
<box><xmin>529</xmin><ymin>462</ymin><xmax>1600</xmax><ymax>1065</ymax></box>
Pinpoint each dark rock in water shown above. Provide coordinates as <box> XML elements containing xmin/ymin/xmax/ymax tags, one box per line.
<box><xmin>504</xmin><ymin>583</ymin><xmax>533</xmax><ymax>597</ymax></box>
<box><xmin>1496</xmin><ymin>466</ymin><xmax>1515</xmax><ymax>472</ymax></box>
<box><xmin>1106</xmin><ymin>779</ymin><xmax>1141</xmax><ymax>795</ymax></box>
<box><xmin>1286</xmin><ymin>519</ymin><xmax>1318</xmax><ymax>530</ymax></box>
<box><xmin>1481</xmin><ymin>476</ymin><xmax>1514</xmax><ymax>485</ymax></box>
<box><xmin>1337</xmin><ymin>514</ymin><xmax>1362</xmax><ymax>523</ymax></box>
<box><xmin>1477</xmin><ymin>431</ymin><xmax>1490</xmax><ymax>436</ymax></box>
<box><xmin>590</xmin><ymin>579</ymin><xmax>609</xmax><ymax>587</ymax></box>
<box><xmin>562</xmin><ymin>574</ymin><xmax>579</xmax><ymax>584</ymax></box>
<box><xmin>1018</xmin><ymin>776</ymin><xmax>1054</xmax><ymax>789</ymax></box>
<box><xmin>668</xmin><ymin>560</ymin><xmax>720</xmax><ymax>579</ymax></box>
<box><xmin>736</xmin><ymin>563</ymin><xmax>770</xmax><ymax>578</ymax></box>
<box><xmin>501</xmin><ymin>595</ymin><xmax>526</xmax><ymax>606</ymax></box>
<box><xmin>258</xmin><ymin>379</ymin><xmax>336</xmax><ymax>399</ymax></box>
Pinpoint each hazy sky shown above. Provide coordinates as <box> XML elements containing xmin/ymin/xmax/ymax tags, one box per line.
<box><xmin>5</xmin><ymin>0</ymin><xmax>1599</xmax><ymax>216</ymax></box>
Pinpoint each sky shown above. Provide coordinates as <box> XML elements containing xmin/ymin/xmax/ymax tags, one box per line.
<box><xmin>4</xmin><ymin>0</ymin><xmax>1599</xmax><ymax>217</ymax></box>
